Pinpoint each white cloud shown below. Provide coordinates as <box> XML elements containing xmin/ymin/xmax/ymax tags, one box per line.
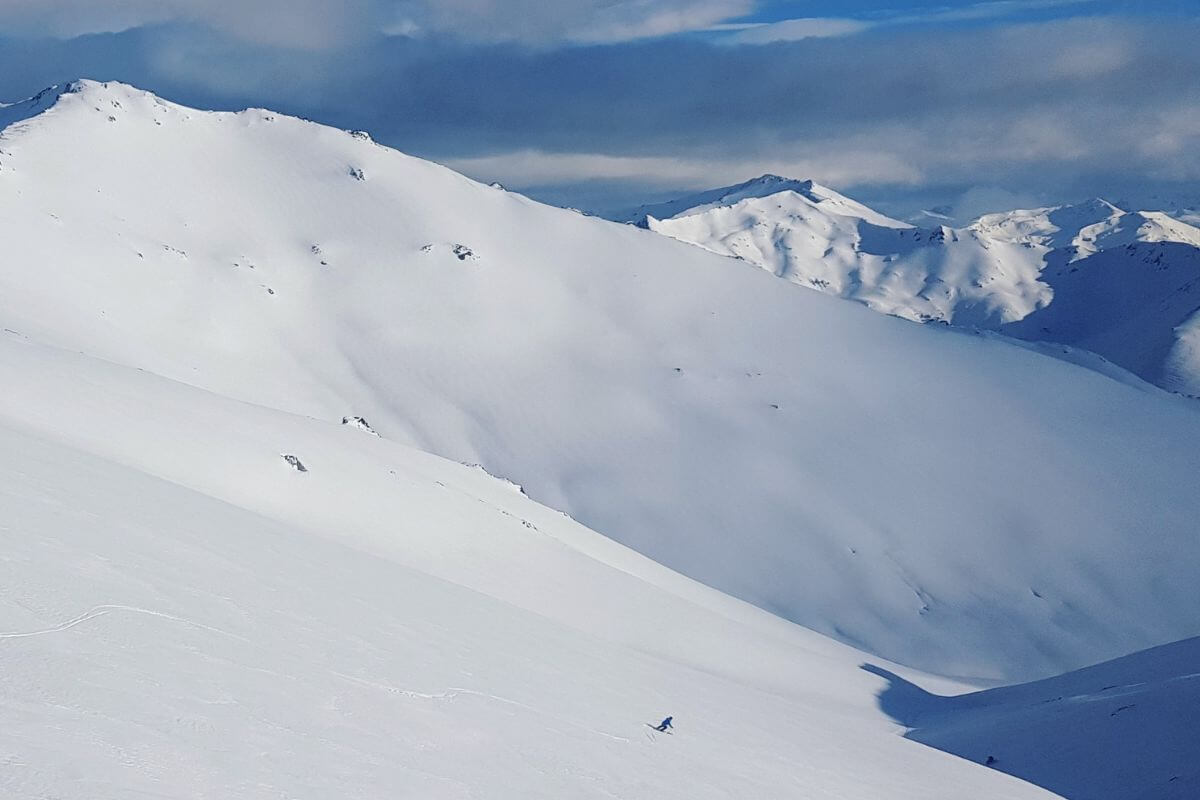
<box><xmin>1138</xmin><ymin>107</ymin><xmax>1200</xmax><ymax>177</ymax></box>
<box><xmin>576</xmin><ymin>0</ymin><xmax>757</xmax><ymax>43</ymax></box>
<box><xmin>442</xmin><ymin>86</ymin><xmax>1200</xmax><ymax>199</ymax></box>
<box><xmin>444</xmin><ymin>146</ymin><xmax>924</xmax><ymax>191</ymax></box>
<box><xmin>900</xmin><ymin>0</ymin><xmax>1095</xmax><ymax>24</ymax></box>
<box><xmin>1046</xmin><ymin>40</ymin><xmax>1133</xmax><ymax>78</ymax></box>
<box><xmin>722</xmin><ymin>17</ymin><xmax>872</xmax><ymax>44</ymax></box>
<box><xmin>714</xmin><ymin>0</ymin><xmax>1098</xmax><ymax>44</ymax></box>
<box><xmin>403</xmin><ymin>0</ymin><xmax>756</xmax><ymax>44</ymax></box>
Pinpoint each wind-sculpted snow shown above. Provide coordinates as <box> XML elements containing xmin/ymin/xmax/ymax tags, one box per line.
<box><xmin>0</xmin><ymin>334</ymin><xmax>1054</xmax><ymax>800</ymax></box>
<box><xmin>644</xmin><ymin>179</ymin><xmax>1200</xmax><ymax>394</ymax></box>
<box><xmin>3</xmin><ymin>81</ymin><xmax>1200</xmax><ymax>684</ymax></box>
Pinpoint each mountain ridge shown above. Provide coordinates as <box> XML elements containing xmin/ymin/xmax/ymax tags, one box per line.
<box><xmin>632</xmin><ymin>176</ymin><xmax>1200</xmax><ymax>394</ymax></box>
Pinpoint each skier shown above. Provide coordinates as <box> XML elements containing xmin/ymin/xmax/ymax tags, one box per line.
<box><xmin>655</xmin><ymin>716</ymin><xmax>673</xmax><ymax>732</ymax></box>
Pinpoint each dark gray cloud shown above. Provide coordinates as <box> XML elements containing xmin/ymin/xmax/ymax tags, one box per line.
<box><xmin>0</xmin><ymin>14</ymin><xmax>1197</xmax><ymax>217</ymax></box>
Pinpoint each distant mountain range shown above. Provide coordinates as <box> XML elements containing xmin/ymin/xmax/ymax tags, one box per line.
<box><xmin>625</xmin><ymin>177</ymin><xmax>1200</xmax><ymax>395</ymax></box>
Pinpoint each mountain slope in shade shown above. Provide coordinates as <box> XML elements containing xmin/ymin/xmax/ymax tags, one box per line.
<box><xmin>641</xmin><ymin>178</ymin><xmax>1200</xmax><ymax>394</ymax></box>
<box><xmin>975</xmin><ymin>203</ymin><xmax>1200</xmax><ymax>393</ymax></box>
<box><xmin>3</xmin><ymin>81</ymin><xmax>1200</xmax><ymax>683</ymax></box>
<box><xmin>0</xmin><ymin>332</ymin><xmax>1058</xmax><ymax>800</ymax></box>
<box><xmin>870</xmin><ymin>636</ymin><xmax>1200</xmax><ymax>800</ymax></box>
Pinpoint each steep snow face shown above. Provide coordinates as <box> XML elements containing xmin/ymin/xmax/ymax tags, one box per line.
<box><xmin>645</xmin><ymin>183</ymin><xmax>1200</xmax><ymax>394</ymax></box>
<box><xmin>0</xmin><ymin>334</ymin><xmax>1057</xmax><ymax>800</ymax></box>
<box><xmin>3</xmin><ymin>81</ymin><xmax>1200</xmax><ymax>682</ymax></box>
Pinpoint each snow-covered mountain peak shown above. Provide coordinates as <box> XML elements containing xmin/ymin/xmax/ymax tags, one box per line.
<box><xmin>1075</xmin><ymin>196</ymin><xmax>1124</xmax><ymax>215</ymax></box>
<box><xmin>620</xmin><ymin>173</ymin><xmax>807</xmax><ymax>225</ymax></box>
<box><xmin>642</xmin><ymin>177</ymin><xmax>1200</xmax><ymax>393</ymax></box>
<box><xmin>731</xmin><ymin>172</ymin><xmax>813</xmax><ymax>194</ymax></box>
<box><xmin>1134</xmin><ymin>210</ymin><xmax>1200</xmax><ymax>246</ymax></box>
<box><xmin>971</xmin><ymin>199</ymin><xmax>1200</xmax><ymax>261</ymax></box>
<box><xmin>1</xmin><ymin>79</ymin><xmax>389</xmax><ymax>162</ymax></box>
<box><xmin>2</xmin><ymin>79</ymin><xmax>153</xmax><ymax>123</ymax></box>
<box><xmin>971</xmin><ymin>198</ymin><xmax>1122</xmax><ymax>246</ymax></box>
<box><xmin>627</xmin><ymin>173</ymin><xmax>910</xmax><ymax>230</ymax></box>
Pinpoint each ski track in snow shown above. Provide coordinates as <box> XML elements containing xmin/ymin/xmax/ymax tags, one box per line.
<box><xmin>0</xmin><ymin>604</ymin><xmax>248</xmax><ymax>643</ymax></box>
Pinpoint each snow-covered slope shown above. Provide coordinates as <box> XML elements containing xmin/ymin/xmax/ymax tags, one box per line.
<box><xmin>3</xmin><ymin>81</ymin><xmax>1200</xmax><ymax>684</ymax></box>
<box><xmin>872</xmin><ymin>635</ymin><xmax>1200</xmax><ymax>800</ymax></box>
<box><xmin>0</xmin><ymin>332</ymin><xmax>1057</xmax><ymax>800</ymax></box>
<box><xmin>642</xmin><ymin>179</ymin><xmax>1200</xmax><ymax>394</ymax></box>
<box><xmin>977</xmin><ymin>204</ymin><xmax>1200</xmax><ymax>393</ymax></box>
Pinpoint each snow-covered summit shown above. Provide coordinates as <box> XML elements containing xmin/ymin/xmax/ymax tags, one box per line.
<box><xmin>639</xmin><ymin>179</ymin><xmax>1200</xmax><ymax>394</ymax></box>
<box><xmin>972</xmin><ymin>198</ymin><xmax>1200</xmax><ymax>257</ymax></box>
<box><xmin>625</xmin><ymin>173</ymin><xmax>908</xmax><ymax>229</ymax></box>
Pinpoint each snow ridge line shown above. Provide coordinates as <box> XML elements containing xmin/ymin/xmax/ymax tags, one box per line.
<box><xmin>331</xmin><ymin>671</ymin><xmax>631</xmax><ymax>743</ymax></box>
<box><xmin>0</xmin><ymin>604</ymin><xmax>248</xmax><ymax>642</ymax></box>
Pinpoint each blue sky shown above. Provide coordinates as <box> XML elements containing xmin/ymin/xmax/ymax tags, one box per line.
<box><xmin>0</xmin><ymin>1</ymin><xmax>1197</xmax><ymax>218</ymax></box>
